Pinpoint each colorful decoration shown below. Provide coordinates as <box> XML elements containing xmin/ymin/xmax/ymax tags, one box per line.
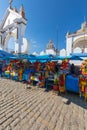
<box><xmin>53</xmin><ymin>73</ymin><xmax>59</xmax><ymax>91</ymax></box>
<box><xmin>59</xmin><ymin>74</ymin><xmax>65</xmax><ymax>93</ymax></box>
<box><xmin>18</xmin><ymin>68</ymin><xmax>23</xmax><ymax>81</ymax></box>
<box><xmin>46</xmin><ymin>61</ymin><xmax>56</xmax><ymax>72</ymax></box>
<box><xmin>61</xmin><ymin>59</ymin><xmax>70</xmax><ymax>73</ymax></box>
<box><xmin>79</xmin><ymin>76</ymin><xmax>87</xmax><ymax>101</ymax></box>
<box><xmin>34</xmin><ymin>61</ymin><xmax>41</xmax><ymax>71</ymax></box>
<box><xmin>79</xmin><ymin>60</ymin><xmax>87</xmax><ymax>100</ymax></box>
<box><xmin>80</xmin><ymin>59</ymin><xmax>87</xmax><ymax>76</ymax></box>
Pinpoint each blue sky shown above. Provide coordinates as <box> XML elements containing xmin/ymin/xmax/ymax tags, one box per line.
<box><xmin>0</xmin><ymin>0</ymin><xmax>87</xmax><ymax>53</ymax></box>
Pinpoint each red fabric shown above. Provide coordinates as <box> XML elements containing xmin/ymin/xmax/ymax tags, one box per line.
<box><xmin>59</xmin><ymin>75</ymin><xmax>65</xmax><ymax>86</ymax></box>
<box><xmin>53</xmin><ymin>85</ymin><xmax>59</xmax><ymax>91</ymax></box>
<box><xmin>59</xmin><ymin>81</ymin><xmax>64</xmax><ymax>86</ymax></box>
<box><xmin>38</xmin><ymin>76</ymin><xmax>44</xmax><ymax>81</ymax></box>
<box><xmin>38</xmin><ymin>76</ymin><xmax>42</xmax><ymax>80</ymax></box>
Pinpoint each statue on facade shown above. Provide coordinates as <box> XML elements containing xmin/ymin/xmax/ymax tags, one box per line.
<box><xmin>9</xmin><ymin>0</ymin><xmax>13</xmax><ymax>9</ymax></box>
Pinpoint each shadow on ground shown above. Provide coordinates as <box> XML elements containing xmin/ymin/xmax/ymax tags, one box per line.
<box><xmin>58</xmin><ymin>91</ymin><xmax>87</xmax><ymax>109</ymax></box>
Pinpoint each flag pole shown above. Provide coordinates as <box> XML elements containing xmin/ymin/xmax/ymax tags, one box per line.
<box><xmin>56</xmin><ymin>27</ymin><xmax>58</xmax><ymax>55</ymax></box>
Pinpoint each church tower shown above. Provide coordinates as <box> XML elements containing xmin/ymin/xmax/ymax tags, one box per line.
<box><xmin>46</xmin><ymin>39</ymin><xmax>57</xmax><ymax>55</ymax></box>
<box><xmin>46</xmin><ymin>39</ymin><xmax>55</xmax><ymax>50</ymax></box>
<box><xmin>20</xmin><ymin>5</ymin><xmax>26</xmax><ymax>19</ymax></box>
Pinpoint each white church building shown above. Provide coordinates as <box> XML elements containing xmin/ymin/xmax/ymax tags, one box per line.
<box><xmin>66</xmin><ymin>21</ymin><xmax>87</xmax><ymax>56</ymax></box>
<box><xmin>0</xmin><ymin>1</ymin><xmax>29</xmax><ymax>54</ymax></box>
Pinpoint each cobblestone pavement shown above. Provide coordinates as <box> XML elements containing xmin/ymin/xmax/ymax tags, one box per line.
<box><xmin>0</xmin><ymin>78</ymin><xmax>87</xmax><ymax>130</ymax></box>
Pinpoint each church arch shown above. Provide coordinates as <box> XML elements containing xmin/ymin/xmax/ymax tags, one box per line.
<box><xmin>4</xmin><ymin>32</ymin><xmax>16</xmax><ymax>51</ymax></box>
<box><xmin>72</xmin><ymin>37</ymin><xmax>87</xmax><ymax>52</ymax></box>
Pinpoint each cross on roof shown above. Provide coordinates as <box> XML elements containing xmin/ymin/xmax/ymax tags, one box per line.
<box><xmin>9</xmin><ymin>0</ymin><xmax>13</xmax><ymax>9</ymax></box>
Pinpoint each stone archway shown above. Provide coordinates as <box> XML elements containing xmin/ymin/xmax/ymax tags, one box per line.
<box><xmin>3</xmin><ymin>33</ymin><xmax>16</xmax><ymax>53</ymax></box>
<box><xmin>72</xmin><ymin>37</ymin><xmax>87</xmax><ymax>53</ymax></box>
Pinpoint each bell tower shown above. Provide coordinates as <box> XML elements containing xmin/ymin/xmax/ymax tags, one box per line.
<box><xmin>20</xmin><ymin>5</ymin><xmax>25</xmax><ymax>19</ymax></box>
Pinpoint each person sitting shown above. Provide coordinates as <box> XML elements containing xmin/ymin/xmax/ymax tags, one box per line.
<box><xmin>70</xmin><ymin>63</ymin><xmax>75</xmax><ymax>75</ymax></box>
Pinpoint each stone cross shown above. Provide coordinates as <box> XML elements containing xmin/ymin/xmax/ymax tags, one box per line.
<box><xmin>9</xmin><ymin>0</ymin><xmax>13</xmax><ymax>8</ymax></box>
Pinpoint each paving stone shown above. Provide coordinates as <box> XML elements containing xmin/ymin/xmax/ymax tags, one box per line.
<box><xmin>39</xmin><ymin>124</ymin><xmax>47</xmax><ymax>130</ymax></box>
<box><xmin>0</xmin><ymin>126</ymin><xmax>3</xmax><ymax>130</ymax></box>
<box><xmin>2</xmin><ymin>117</ymin><xmax>13</xmax><ymax>129</ymax></box>
<box><xmin>5</xmin><ymin>108</ymin><xmax>14</xmax><ymax>115</ymax></box>
<box><xmin>20</xmin><ymin>117</ymin><xmax>28</xmax><ymax>125</ymax></box>
<box><xmin>5</xmin><ymin>126</ymin><xmax>11</xmax><ymax>130</ymax></box>
<box><xmin>0</xmin><ymin>78</ymin><xmax>86</xmax><ymax>129</ymax></box>
<box><xmin>20</xmin><ymin>124</ymin><xmax>29</xmax><ymax>130</ymax></box>
<box><xmin>13</xmin><ymin>111</ymin><xmax>21</xmax><ymax>120</ymax></box>
<box><xmin>20</xmin><ymin>112</ymin><xmax>28</xmax><ymax>119</ymax></box>
<box><xmin>29</xmin><ymin>117</ymin><xmax>36</xmax><ymax>125</ymax></box>
<box><xmin>54</xmin><ymin>121</ymin><xmax>63</xmax><ymax>130</ymax></box>
<box><xmin>30</xmin><ymin>122</ymin><xmax>40</xmax><ymax>130</ymax></box>
<box><xmin>10</xmin><ymin>118</ymin><xmax>20</xmax><ymax>128</ymax></box>
<box><xmin>12</xmin><ymin>124</ymin><xmax>21</xmax><ymax>130</ymax></box>
<box><xmin>0</xmin><ymin>117</ymin><xmax>7</xmax><ymax>125</ymax></box>
<box><xmin>34</xmin><ymin>111</ymin><xmax>41</xmax><ymax>119</ymax></box>
<box><xmin>6</xmin><ymin>111</ymin><xmax>15</xmax><ymax>118</ymax></box>
<box><xmin>0</xmin><ymin>113</ymin><xmax>6</xmax><ymax>119</ymax></box>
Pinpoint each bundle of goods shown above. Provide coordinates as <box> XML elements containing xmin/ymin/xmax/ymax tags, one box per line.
<box><xmin>61</xmin><ymin>59</ymin><xmax>70</xmax><ymax>74</ymax></box>
<box><xmin>79</xmin><ymin>60</ymin><xmax>87</xmax><ymax>100</ymax></box>
<box><xmin>18</xmin><ymin>67</ymin><xmax>23</xmax><ymax>81</ymax></box>
<box><xmin>58</xmin><ymin>59</ymin><xmax>70</xmax><ymax>93</ymax></box>
<box><xmin>46</xmin><ymin>61</ymin><xmax>56</xmax><ymax>72</ymax></box>
<box><xmin>80</xmin><ymin>59</ymin><xmax>87</xmax><ymax>76</ymax></box>
<box><xmin>79</xmin><ymin>75</ymin><xmax>87</xmax><ymax>101</ymax></box>
<box><xmin>53</xmin><ymin>72</ymin><xmax>59</xmax><ymax>91</ymax></box>
<box><xmin>59</xmin><ymin>74</ymin><xmax>65</xmax><ymax>93</ymax></box>
<box><xmin>4</xmin><ymin>63</ymin><xmax>13</xmax><ymax>78</ymax></box>
<box><xmin>34</xmin><ymin>62</ymin><xmax>41</xmax><ymax>71</ymax></box>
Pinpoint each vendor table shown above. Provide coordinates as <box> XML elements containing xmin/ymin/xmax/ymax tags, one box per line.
<box><xmin>65</xmin><ymin>74</ymin><xmax>79</xmax><ymax>93</ymax></box>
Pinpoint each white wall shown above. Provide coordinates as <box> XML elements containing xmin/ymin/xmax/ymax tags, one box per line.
<box><xmin>73</xmin><ymin>47</ymin><xmax>82</xmax><ymax>53</ymax></box>
<box><xmin>66</xmin><ymin>37</ymin><xmax>73</xmax><ymax>56</ymax></box>
<box><xmin>21</xmin><ymin>38</ymin><xmax>29</xmax><ymax>54</ymax></box>
<box><xmin>84</xmin><ymin>48</ymin><xmax>87</xmax><ymax>52</ymax></box>
<box><xmin>3</xmin><ymin>9</ymin><xmax>21</xmax><ymax>29</ymax></box>
<box><xmin>40</xmin><ymin>51</ymin><xmax>45</xmax><ymax>55</ymax></box>
<box><xmin>60</xmin><ymin>49</ymin><xmax>66</xmax><ymax>56</ymax></box>
<box><xmin>46</xmin><ymin>49</ymin><xmax>56</xmax><ymax>55</ymax></box>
